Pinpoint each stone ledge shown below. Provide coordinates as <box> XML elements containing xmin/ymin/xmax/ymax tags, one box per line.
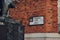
<box><xmin>25</xmin><ymin>33</ymin><xmax>60</xmax><ymax>38</ymax></box>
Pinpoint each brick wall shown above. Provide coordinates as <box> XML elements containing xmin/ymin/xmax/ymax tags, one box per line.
<box><xmin>9</xmin><ymin>0</ymin><xmax>58</xmax><ymax>33</ymax></box>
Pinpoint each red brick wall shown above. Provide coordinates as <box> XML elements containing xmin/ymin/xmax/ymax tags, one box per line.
<box><xmin>9</xmin><ymin>0</ymin><xmax>58</xmax><ymax>33</ymax></box>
